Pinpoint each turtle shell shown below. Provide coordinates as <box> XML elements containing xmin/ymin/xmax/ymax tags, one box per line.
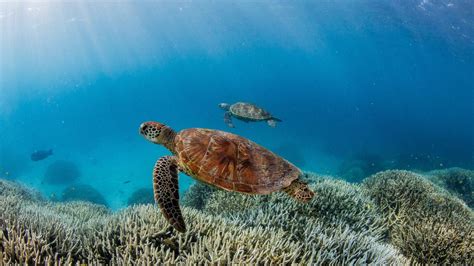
<box><xmin>174</xmin><ymin>128</ymin><xmax>300</xmax><ymax>194</ymax></box>
<box><xmin>230</xmin><ymin>102</ymin><xmax>272</xmax><ymax>121</ymax></box>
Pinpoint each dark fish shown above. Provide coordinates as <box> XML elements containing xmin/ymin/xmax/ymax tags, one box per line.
<box><xmin>123</xmin><ymin>180</ymin><xmax>131</xmax><ymax>184</ymax></box>
<box><xmin>30</xmin><ymin>149</ymin><xmax>53</xmax><ymax>161</ymax></box>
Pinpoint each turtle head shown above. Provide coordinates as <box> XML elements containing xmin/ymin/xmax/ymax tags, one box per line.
<box><xmin>139</xmin><ymin>122</ymin><xmax>177</xmax><ymax>152</ymax></box>
<box><xmin>218</xmin><ymin>103</ymin><xmax>230</xmax><ymax>111</ymax></box>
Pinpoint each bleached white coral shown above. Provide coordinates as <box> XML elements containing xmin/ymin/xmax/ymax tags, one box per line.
<box><xmin>363</xmin><ymin>170</ymin><xmax>474</xmax><ymax>264</ymax></box>
<box><xmin>0</xmin><ymin>177</ymin><xmax>408</xmax><ymax>265</ymax></box>
<box><xmin>424</xmin><ymin>167</ymin><xmax>473</xmax><ymax>208</ymax></box>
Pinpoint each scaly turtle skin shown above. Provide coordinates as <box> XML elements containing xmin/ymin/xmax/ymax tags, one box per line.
<box><xmin>139</xmin><ymin>121</ymin><xmax>314</xmax><ymax>233</ymax></box>
<box><xmin>218</xmin><ymin>102</ymin><xmax>282</xmax><ymax>128</ymax></box>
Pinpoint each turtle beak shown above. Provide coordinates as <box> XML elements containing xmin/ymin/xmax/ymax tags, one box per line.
<box><xmin>139</xmin><ymin>123</ymin><xmax>148</xmax><ymax>135</ymax></box>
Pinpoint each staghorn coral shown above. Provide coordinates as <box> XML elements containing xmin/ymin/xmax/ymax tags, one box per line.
<box><xmin>83</xmin><ymin>205</ymin><xmax>319</xmax><ymax>264</ymax></box>
<box><xmin>0</xmin><ymin>179</ymin><xmax>43</xmax><ymax>202</ymax></box>
<box><xmin>362</xmin><ymin>170</ymin><xmax>474</xmax><ymax>264</ymax></box>
<box><xmin>0</xmin><ymin>195</ymin><xmax>100</xmax><ymax>263</ymax></box>
<box><xmin>61</xmin><ymin>184</ymin><xmax>108</xmax><ymax>206</ymax></box>
<box><xmin>43</xmin><ymin>160</ymin><xmax>81</xmax><ymax>185</ymax></box>
<box><xmin>425</xmin><ymin>167</ymin><xmax>473</xmax><ymax>208</ymax></box>
<box><xmin>127</xmin><ymin>188</ymin><xmax>154</xmax><ymax>206</ymax></box>
<box><xmin>0</xmin><ymin>177</ymin><xmax>408</xmax><ymax>265</ymax></box>
<box><xmin>51</xmin><ymin>201</ymin><xmax>110</xmax><ymax>222</ymax></box>
<box><xmin>203</xmin><ymin>179</ymin><xmax>387</xmax><ymax>240</ymax></box>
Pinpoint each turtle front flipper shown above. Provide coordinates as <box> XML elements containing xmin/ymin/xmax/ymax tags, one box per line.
<box><xmin>224</xmin><ymin>111</ymin><xmax>235</xmax><ymax>128</ymax></box>
<box><xmin>153</xmin><ymin>156</ymin><xmax>186</xmax><ymax>232</ymax></box>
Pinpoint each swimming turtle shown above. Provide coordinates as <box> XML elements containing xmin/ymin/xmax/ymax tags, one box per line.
<box><xmin>218</xmin><ymin>102</ymin><xmax>282</xmax><ymax>128</ymax></box>
<box><xmin>139</xmin><ymin>121</ymin><xmax>314</xmax><ymax>232</ymax></box>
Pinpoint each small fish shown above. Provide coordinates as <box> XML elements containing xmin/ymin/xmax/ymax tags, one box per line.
<box><xmin>123</xmin><ymin>180</ymin><xmax>131</xmax><ymax>184</ymax></box>
<box><xmin>30</xmin><ymin>149</ymin><xmax>53</xmax><ymax>161</ymax></box>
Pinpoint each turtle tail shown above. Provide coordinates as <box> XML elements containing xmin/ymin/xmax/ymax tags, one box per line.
<box><xmin>283</xmin><ymin>179</ymin><xmax>314</xmax><ymax>203</ymax></box>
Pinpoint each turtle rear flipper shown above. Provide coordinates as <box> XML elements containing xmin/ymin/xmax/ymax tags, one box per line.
<box><xmin>153</xmin><ymin>156</ymin><xmax>186</xmax><ymax>232</ymax></box>
<box><xmin>267</xmin><ymin>118</ymin><xmax>281</xmax><ymax>128</ymax></box>
<box><xmin>283</xmin><ymin>179</ymin><xmax>314</xmax><ymax>202</ymax></box>
<box><xmin>224</xmin><ymin>111</ymin><xmax>235</xmax><ymax>128</ymax></box>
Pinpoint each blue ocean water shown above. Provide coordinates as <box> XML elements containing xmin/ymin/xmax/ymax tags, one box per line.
<box><xmin>0</xmin><ymin>1</ymin><xmax>473</xmax><ymax>209</ymax></box>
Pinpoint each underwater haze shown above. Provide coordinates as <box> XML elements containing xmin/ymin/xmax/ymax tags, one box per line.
<box><xmin>0</xmin><ymin>0</ymin><xmax>473</xmax><ymax>210</ymax></box>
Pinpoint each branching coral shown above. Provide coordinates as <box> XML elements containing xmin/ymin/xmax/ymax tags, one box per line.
<box><xmin>425</xmin><ymin>167</ymin><xmax>473</xmax><ymax>208</ymax></box>
<box><xmin>0</xmin><ymin>196</ymin><xmax>96</xmax><ymax>264</ymax></box>
<box><xmin>0</xmin><ymin>179</ymin><xmax>43</xmax><ymax>202</ymax></box>
<box><xmin>0</xmin><ymin>177</ymin><xmax>408</xmax><ymax>265</ymax></box>
<box><xmin>83</xmin><ymin>205</ymin><xmax>320</xmax><ymax>264</ymax></box>
<box><xmin>362</xmin><ymin>170</ymin><xmax>474</xmax><ymax>264</ymax></box>
<box><xmin>51</xmin><ymin>201</ymin><xmax>110</xmax><ymax>222</ymax></box>
<box><xmin>203</xmin><ymin>179</ymin><xmax>388</xmax><ymax>240</ymax></box>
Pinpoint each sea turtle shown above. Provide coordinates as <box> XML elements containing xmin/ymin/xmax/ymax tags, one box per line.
<box><xmin>139</xmin><ymin>121</ymin><xmax>314</xmax><ymax>232</ymax></box>
<box><xmin>218</xmin><ymin>102</ymin><xmax>282</xmax><ymax>128</ymax></box>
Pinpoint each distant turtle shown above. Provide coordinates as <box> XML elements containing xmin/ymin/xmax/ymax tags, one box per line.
<box><xmin>139</xmin><ymin>121</ymin><xmax>314</xmax><ymax>232</ymax></box>
<box><xmin>218</xmin><ymin>102</ymin><xmax>282</xmax><ymax>128</ymax></box>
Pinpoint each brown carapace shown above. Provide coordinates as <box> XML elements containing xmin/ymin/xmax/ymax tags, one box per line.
<box><xmin>140</xmin><ymin>121</ymin><xmax>314</xmax><ymax>232</ymax></box>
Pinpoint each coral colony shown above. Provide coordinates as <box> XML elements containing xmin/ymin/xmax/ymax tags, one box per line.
<box><xmin>1</xmin><ymin>169</ymin><xmax>472</xmax><ymax>264</ymax></box>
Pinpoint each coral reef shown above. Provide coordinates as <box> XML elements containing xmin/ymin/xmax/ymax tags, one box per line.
<box><xmin>85</xmin><ymin>205</ymin><xmax>405</xmax><ymax>264</ymax></box>
<box><xmin>0</xmin><ymin>185</ymin><xmax>104</xmax><ymax>264</ymax></box>
<box><xmin>4</xmin><ymin>170</ymin><xmax>472</xmax><ymax>264</ymax></box>
<box><xmin>202</xmin><ymin>179</ymin><xmax>387</xmax><ymax>240</ymax></box>
<box><xmin>424</xmin><ymin>167</ymin><xmax>473</xmax><ymax>208</ymax></box>
<box><xmin>362</xmin><ymin>170</ymin><xmax>474</xmax><ymax>264</ymax></box>
<box><xmin>127</xmin><ymin>188</ymin><xmax>154</xmax><ymax>206</ymax></box>
<box><xmin>51</xmin><ymin>201</ymin><xmax>111</xmax><ymax>222</ymax></box>
<box><xmin>43</xmin><ymin>160</ymin><xmax>81</xmax><ymax>185</ymax></box>
<box><xmin>61</xmin><ymin>184</ymin><xmax>108</xmax><ymax>206</ymax></box>
<box><xmin>0</xmin><ymin>177</ymin><xmax>408</xmax><ymax>265</ymax></box>
<box><xmin>0</xmin><ymin>179</ymin><xmax>43</xmax><ymax>202</ymax></box>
